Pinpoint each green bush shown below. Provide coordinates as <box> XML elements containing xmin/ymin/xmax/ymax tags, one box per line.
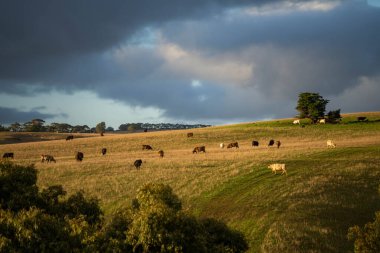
<box><xmin>348</xmin><ymin>211</ymin><xmax>380</xmax><ymax>253</ymax></box>
<box><xmin>1</xmin><ymin>163</ymin><xmax>248</xmax><ymax>252</ymax></box>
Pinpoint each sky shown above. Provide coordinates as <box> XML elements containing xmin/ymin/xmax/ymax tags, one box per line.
<box><xmin>0</xmin><ymin>0</ymin><xmax>379</xmax><ymax>128</ymax></box>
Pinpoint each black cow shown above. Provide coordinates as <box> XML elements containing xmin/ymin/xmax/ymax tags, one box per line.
<box><xmin>252</xmin><ymin>141</ymin><xmax>259</xmax><ymax>147</ymax></box>
<box><xmin>227</xmin><ymin>142</ymin><xmax>239</xmax><ymax>149</ymax></box>
<box><xmin>101</xmin><ymin>148</ymin><xmax>107</xmax><ymax>155</ymax></box>
<box><xmin>268</xmin><ymin>140</ymin><xmax>275</xmax><ymax>147</ymax></box>
<box><xmin>144</xmin><ymin>129</ymin><xmax>148</xmax><ymax>132</ymax></box>
<box><xmin>276</xmin><ymin>140</ymin><xmax>281</xmax><ymax>149</ymax></box>
<box><xmin>187</xmin><ymin>133</ymin><xmax>194</xmax><ymax>138</ymax></box>
<box><xmin>75</xmin><ymin>152</ymin><xmax>84</xmax><ymax>162</ymax></box>
<box><xmin>41</xmin><ymin>154</ymin><xmax>56</xmax><ymax>163</ymax></box>
<box><xmin>193</xmin><ymin>146</ymin><xmax>206</xmax><ymax>154</ymax></box>
<box><xmin>357</xmin><ymin>116</ymin><xmax>367</xmax><ymax>122</ymax></box>
<box><xmin>134</xmin><ymin>159</ymin><xmax>143</xmax><ymax>169</ymax></box>
<box><xmin>66</xmin><ymin>135</ymin><xmax>74</xmax><ymax>141</ymax></box>
<box><xmin>2</xmin><ymin>152</ymin><xmax>14</xmax><ymax>159</ymax></box>
<box><xmin>142</xmin><ymin>145</ymin><xmax>153</xmax><ymax>150</ymax></box>
<box><xmin>158</xmin><ymin>150</ymin><xmax>164</xmax><ymax>158</ymax></box>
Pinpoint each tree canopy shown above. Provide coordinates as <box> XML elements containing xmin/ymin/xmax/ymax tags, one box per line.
<box><xmin>296</xmin><ymin>92</ymin><xmax>329</xmax><ymax>123</ymax></box>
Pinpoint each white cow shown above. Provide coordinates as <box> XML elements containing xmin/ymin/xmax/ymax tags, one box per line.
<box><xmin>220</xmin><ymin>143</ymin><xmax>224</xmax><ymax>149</ymax></box>
<box><xmin>293</xmin><ymin>119</ymin><xmax>300</xmax><ymax>124</ymax></box>
<box><xmin>268</xmin><ymin>163</ymin><xmax>287</xmax><ymax>175</ymax></box>
<box><xmin>319</xmin><ymin>119</ymin><xmax>326</xmax><ymax>124</ymax></box>
<box><xmin>327</xmin><ymin>140</ymin><xmax>336</xmax><ymax>148</ymax></box>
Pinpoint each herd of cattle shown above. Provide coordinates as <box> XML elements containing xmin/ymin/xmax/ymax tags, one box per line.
<box><xmin>1</xmin><ymin>130</ymin><xmax>338</xmax><ymax>174</ymax></box>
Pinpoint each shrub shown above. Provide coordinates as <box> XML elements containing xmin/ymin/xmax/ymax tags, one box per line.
<box><xmin>348</xmin><ymin>211</ymin><xmax>380</xmax><ymax>253</ymax></box>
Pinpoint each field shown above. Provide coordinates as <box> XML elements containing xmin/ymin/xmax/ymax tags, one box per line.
<box><xmin>1</xmin><ymin>112</ymin><xmax>380</xmax><ymax>252</ymax></box>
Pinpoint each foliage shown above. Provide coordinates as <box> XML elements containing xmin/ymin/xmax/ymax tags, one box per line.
<box><xmin>348</xmin><ymin>211</ymin><xmax>380</xmax><ymax>253</ymax></box>
<box><xmin>327</xmin><ymin>109</ymin><xmax>342</xmax><ymax>123</ymax></box>
<box><xmin>0</xmin><ymin>163</ymin><xmax>247</xmax><ymax>252</ymax></box>
<box><xmin>96</xmin><ymin>122</ymin><xmax>106</xmax><ymax>134</ymax></box>
<box><xmin>296</xmin><ymin>92</ymin><xmax>329</xmax><ymax>123</ymax></box>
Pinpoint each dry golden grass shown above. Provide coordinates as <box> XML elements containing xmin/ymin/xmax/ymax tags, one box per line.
<box><xmin>1</xmin><ymin>112</ymin><xmax>380</xmax><ymax>252</ymax></box>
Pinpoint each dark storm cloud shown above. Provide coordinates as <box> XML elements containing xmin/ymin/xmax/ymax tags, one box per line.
<box><xmin>0</xmin><ymin>107</ymin><xmax>59</xmax><ymax>124</ymax></box>
<box><xmin>0</xmin><ymin>0</ymin><xmax>379</xmax><ymax>124</ymax></box>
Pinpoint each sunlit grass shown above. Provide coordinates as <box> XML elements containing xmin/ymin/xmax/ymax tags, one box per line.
<box><xmin>1</xmin><ymin>111</ymin><xmax>379</xmax><ymax>252</ymax></box>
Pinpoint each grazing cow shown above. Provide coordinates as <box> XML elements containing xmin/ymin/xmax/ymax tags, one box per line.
<box><xmin>220</xmin><ymin>143</ymin><xmax>225</xmax><ymax>149</ymax></box>
<box><xmin>268</xmin><ymin>140</ymin><xmax>275</xmax><ymax>147</ymax></box>
<box><xmin>2</xmin><ymin>152</ymin><xmax>14</xmax><ymax>159</ymax></box>
<box><xmin>142</xmin><ymin>145</ymin><xmax>153</xmax><ymax>150</ymax></box>
<box><xmin>276</xmin><ymin>141</ymin><xmax>281</xmax><ymax>149</ymax></box>
<box><xmin>227</xmin><ymin>142</ymin><xmax>239</xmax><ymax>149</ymax></box>
<box><xmin>134</xmin><ymin>159</ymin><xmax>143</xmax><ymax>169</ymax></box>
<box><xmin>101</xmin><ymin>148</ymin><xmax>107</xmax><ymax>156</ymax></box>
<box><xmin>319</xmin><ymin>119</ymin><xmax>326</xmax><ymax>124</ymax></box>
<box><xmin>193</xmin><ymin>146</ymin><xmax>206</xmax><ymax>154</ymax></box>
<box><xmin>66</xmin><ymin>135</ymin><xmax>74</xmax><ymax>141</ymax></box>
<box><xmin>41</xmin><ymin>154</ymin><xmax>56</xmax><ymax>163</ymax></box>
<box><xmin>187</xmin><ymin>132</ymin><xmax>194</xmax><ymax>138</ymax></box>
<box><xmin>268</xmin><ymin>163</ymin><xmax>287</xmax><ymax>175</ymax></box>
<box><xmin>252</xmin><ymin>141</ymin><xmax>259</xmax><ymax>147</ymax></box>
<box><xmin>158</xmin><ymin>150</ymin><xmax>164</xmax><ymax>158</ymax></box>
<box><xmin>293</xmin><ymin>119</ymin><xmax>300</xmax><ymax>125</ymax></box>
<box><xmin>327</xmin><ymin>140</ymin><xmax>336</xmax><ymax>148</ymax></box>
<box><xmin>357</xmin><ymin>117</ymin><xmax>367</xmax><ymax>122</ymax></box>
<box><xmin>75</xmin><ymin>152</ymin><xmax>84</xmax><ymax>161</ymax></box>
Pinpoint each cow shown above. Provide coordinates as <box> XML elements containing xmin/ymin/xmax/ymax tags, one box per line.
<box><xmin>187</xmin><ymin>132</ymin><xmax>194</xmax><ymax>138</ymax></box>
<box><xmin>252</xmin><ymin>141</ymin><xmax>259</xmax><ymax>147</ymax></box>
<box><xmin>227</xmin><ymin>142</ymin><xmax>239</xmax><ymax>149</ymax></box>
<box><xmin>327</xmin><ymin>140</ymin><xmax>336</xmax><ymax>148</ymax></box>
<box><xmin>268</xmin><ymin>163</ymin><xmax>287</xmax><ymax>175</ymax></box>
<box><xmin>2</xmin><ymin>152</ymin><xmax>14</xmax><ymax>159</ymax></box>
<box><xmin>220</xmin><ymin>143</ymin><xmax>225</xmax><ymax>149</ymax></box>
<box><xmin>293</xmin><ymin>119</ymin><xmax>300</xmax><ymax>125</ymax></box>
<box><xmin>357</xmin><ymin>116</ymin><xmax>367</xmax><ymax>122</ymax></box>
<box><xmin>144</xmin><ymin>129</ymin><xmax>148</xmax><ymax>132</ymax></box>
<box><xmin>142</xmin><ymin>145</ymin><xmax>153</xmax><ymax>150</ymax></box>
<box><xmin>41</xmin><ymin>154</ymin><xmax>56</xmax><ymax>163</ymax></box>
<box><xmin>101</xmin><ymin>148</ymin><xmax>107</xmax><ymax>156</ymax></box>
<box><xmin>268</xmin><ymin>139</ymin><xmax>275</xmax><ymax>147</ymax></box>
<box><xmin>158</xmin><ymin>150</ymin><xmax>164</xmax><ymax>158</ymax></box>
<box><xmin>134</xmin><ymin>159</ymin><xmax>143</xmax><ymax>169</ymax></box>
<box><xmin>319</xmin><ymin>119</ymin><xmax>326</xmax><ymax>124</ymax></box>
<box><xmin>193</xmin><ymin>146</ymin><xmax>206</xmax><ymax>154</ymax></box>
<box><xmin>276</xmin><ymin>140</ymin><xmax>281</xmax><ymax>149</ymax></box>
<box><xmin>75</xmin><ymin>152</ymin><xmax>84</xmax><ymax>161</ymax></box>
<box><xmin>66</xmin><ymin>135</ymin><xmax>74</xmax><ymax>141</ymax></box>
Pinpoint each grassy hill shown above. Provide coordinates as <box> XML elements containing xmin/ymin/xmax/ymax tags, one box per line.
<box><xmin>1</xmin><ymin>112</ymin><xmax>380</xmax><ymax>252</ymax></box>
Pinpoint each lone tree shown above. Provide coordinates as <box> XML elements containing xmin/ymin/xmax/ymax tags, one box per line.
<box><xmin>296</xmin><ymin>92</ymin><xmax>329</xmax><ymax>123</ymax></box>
<box><xmin>96</xmin><ymin>122</ymin><xmax>106</xmax><ymax>135</ymax></box>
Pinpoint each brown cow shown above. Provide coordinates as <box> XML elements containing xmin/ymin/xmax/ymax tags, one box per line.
<box><xmin>158</xmin><ymin>150</ymin><xmax>164</xmax><ymax>158</ymax></box>
<box><xmin>101</xmin><ymin>148</ymin><xmax>107</xmax><ymax>155</ymax></box>
<box><xmin>134</xmin><ymin>159</ymin><xmax>143</xmax><ymax>169</ymax></box>
<box><xmin>357</xmin><ymin>116</ymin><xmax>367</xmax><ymax>122</ymax></box>
<box><xmin>268</xmin><ymin>139</ymin><xmax>275</xmax><ymax>147</ymax></box>
<box><xmin>75</xmin><ymin>152</ymin><xmax>84</xmax><ymax>161</ymax></box>
<box><xmin>193</xmin><ymin>146</ymin><xmax>206</xmax><ymax>153</ymax></box>
<box><xmin>2</xmin><ymin>152</ymin><xmax>14</xmax><ymax>159</ymax></box>
<box><xmin>276</xmin><ymin>140</ymin><xmax>281</xmax><ymax>149</ymax></box>
<box><xmin>142</xmin><ymin>145</ymin><xmax>153</xmax><ymax>150</ymax></box>
<box><xmin>66</xmin><ymin>135</ymin><xmax>74</xmax><ymax>141</ymax></box>
<box><xmin>187</xmin><ymin>132</ymin><xmax>194</xmax><ymax>138</ymax></box>
<box><xmin>41</xmin><ymin>154</ymin><xmax>56</xmax><ymax>163</ymax></box>
<box><xmin>227</xmin><ymin>142</ymin><xmax>239</xmax><ymax>149</ymax></box>
<box><xmin>252</xmin><ymin>141</ymin><xmax>259</xmax><ymax>147</ymax></box>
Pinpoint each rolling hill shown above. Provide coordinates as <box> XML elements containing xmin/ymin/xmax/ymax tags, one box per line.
<box><xmin>1</xmin><ymin>112</ymin><xmax>380</xmax><ymax>252</ymax></box>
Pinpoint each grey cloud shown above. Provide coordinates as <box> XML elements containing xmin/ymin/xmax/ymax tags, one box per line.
<box><xmin>0</xmin><ymin>107</ymin><xmax>59</xmax><ymax>124</ymax></box>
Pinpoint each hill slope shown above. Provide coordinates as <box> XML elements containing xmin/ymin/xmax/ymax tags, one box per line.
<box><xmin>1</xmin><ymin>112</ymin><xmax>380</xmax><ymax>252</ymax></box>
